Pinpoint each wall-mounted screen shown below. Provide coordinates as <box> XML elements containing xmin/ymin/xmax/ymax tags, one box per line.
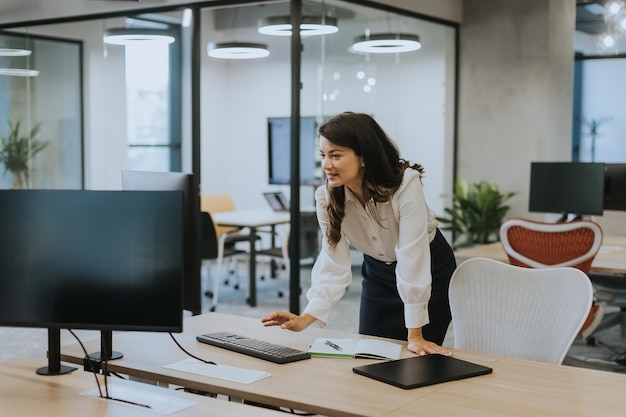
<box><xmin>529</xmin><ymin>162</ymin><xmax>605</xmax><ymax>216</ymax></box>
<box><xmin>268</xmin><ymin>117</ymin><xmax>322</xmax><ymax>186</ymax></box>
<box><xmin>604</xmin><ymin>163</ymin><xmax>626</xmax><ymax>211</ymax></box>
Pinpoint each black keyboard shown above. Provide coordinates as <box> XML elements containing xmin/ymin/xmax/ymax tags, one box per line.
<box><xmin>196</xmin><ymin>332</ymin><xmax>311</xmax><ymax>364</ymax></box>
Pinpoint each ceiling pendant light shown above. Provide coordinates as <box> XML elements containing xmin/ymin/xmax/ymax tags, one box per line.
<box><xmin>0</xmin><ymin>48</ymin><xmax>32</xmax><ymax>56</ymax></box>
<box><xmin>258</xmin><ymin>15</ymin><xmax>338</xmax><ymax>37</ymax></box>
<box><xmin>103</xmin><ymin>28</ymin><xmax>176</xmax><ymax>45</ymax></box>
<box><xmin>207</xmin><ymin>42</ymin><xmax>270</xmax><ymax>60</ymax></box>
<box><xmin>0</xmin><ymin>68</ymin><xmax>39</xmax><ymax>77</ymax></box>
<box><xmin>0</xmin><ymin>48</ymin><xmax>38</xmax><ymax>76</ymax></box>
<box><xmin>352</xmin><ymin>33</ymin><xmax>421</xmax><ymax>54</ymax></box>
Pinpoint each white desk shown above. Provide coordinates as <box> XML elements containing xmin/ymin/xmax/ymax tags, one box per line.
<box><xmin>212</xmin><ymin>209</ymin><xmax>290</xmax><ymax>306</ymax></box>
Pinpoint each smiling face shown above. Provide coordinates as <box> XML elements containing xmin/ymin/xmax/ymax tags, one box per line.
<box><xmin>319</xmin><ymin>135</ymin><xmax>365</xmax><ymax>193</ymax></box>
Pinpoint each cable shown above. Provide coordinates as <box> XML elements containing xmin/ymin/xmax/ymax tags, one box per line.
<box><xmin>68</xmin><ymin>329</ymin><xmax>151</xmax><ymax>409</ymax></box>
<box><xmin>168</xmin><ymin>332</ymin><xmax>216</xmax><ymax>365</ymax></box>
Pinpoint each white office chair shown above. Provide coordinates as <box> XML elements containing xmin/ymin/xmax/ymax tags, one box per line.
<box><xmin>449</xmin><ymin>257</ymin><xmax>593</xmax><ymax>364</ymax></box>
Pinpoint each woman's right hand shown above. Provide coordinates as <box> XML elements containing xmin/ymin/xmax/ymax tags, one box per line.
<box><xmin>261</xmin><ymin>311</ymin><xmax>316</xmax><ymax>332</ymax></box>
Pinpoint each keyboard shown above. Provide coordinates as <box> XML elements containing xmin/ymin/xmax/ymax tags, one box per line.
<box><xmin>196</xmin><ymin>332</ymin><xmax>311</xmax><ymax>364</ymax></box>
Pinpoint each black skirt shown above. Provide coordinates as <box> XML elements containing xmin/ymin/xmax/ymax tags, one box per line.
<box><xmin>359</xmin><ymin>228</ymin><xmax>456</xmax><ymax>344</ymax></box>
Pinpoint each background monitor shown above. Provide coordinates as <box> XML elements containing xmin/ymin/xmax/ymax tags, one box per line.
<box><xmin>122</xmin><ymin>170</ymin><xmax>201</xmax><ymax>315</ymax></box>
<box><xmin>604</xmin><ymin>163</ymin><xmax>626</xmax><ymax>211</ymax></box>
<box><xmin>0</xmin><ymin>190</ymin><xmax>184</xmax><ymax>373</ymax></box>
<box><xmin>267</xmin><ymin>116</ymin><xmax>322</xmax><ymax>186</ymax></box>
<box><xmin>529</xmin><ymin>162</ymin><xmax>605</xmax><ymax>217</ymax></box>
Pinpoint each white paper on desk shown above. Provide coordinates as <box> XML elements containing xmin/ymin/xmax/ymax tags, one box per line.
<box><xmin>164</xmin><ymin>358</ymin><xmax>271</xmax><ymax>384</ymax></box>
<box><xmin>81</xmin><ymin>381</ymin><xmax>197</xmax><ymax>415</ymax></box>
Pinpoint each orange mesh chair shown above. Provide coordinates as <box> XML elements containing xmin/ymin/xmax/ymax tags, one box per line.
<box><xmin>499</xmin><ymin>218</ymin><xmax>607</xmax><ymax>340</ymax></box>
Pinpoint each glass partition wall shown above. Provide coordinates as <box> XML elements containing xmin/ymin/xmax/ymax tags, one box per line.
<box><xmin>0</xmin><ymin>1</ymin><xmax>457</xmax><ymax>313</ymax></box>
<box><xmin>0</xmin><ymin>30</ymin><xmax>82</xmax><ymax>189</ymax></box>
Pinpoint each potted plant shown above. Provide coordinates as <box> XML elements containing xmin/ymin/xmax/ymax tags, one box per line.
<box><xmin>0</xmin><ymin>119</ymin><xmax>48</xmax><ymax>189</ymax></box>
<box><xmin>437</xmin><ymin>178</ymin><xmax>516</xmax><ymax>249</ymax></box>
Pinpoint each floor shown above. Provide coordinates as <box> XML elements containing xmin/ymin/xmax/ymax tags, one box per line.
<box><xmin>1</xmin><ymin>257</ymin><xmax>626</xmax><ymax>375</ymax></box>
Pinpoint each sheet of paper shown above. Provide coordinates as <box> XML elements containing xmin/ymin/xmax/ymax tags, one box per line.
<box><xmin>164</xmin><ymin>358</ymin><xmax>271</xmax><ymax>384</ymax></box>
<box><xmin>81</xmin><ymin>381</ymin><xmax>196</xmax><ymax>415</ymax></box>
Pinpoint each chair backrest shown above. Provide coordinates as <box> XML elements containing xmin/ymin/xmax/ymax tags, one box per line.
<box><xmin>199</xmin><ymin>211</ymin><xmax>219</xmax><ymax>260</ymax></box>
<box><xmin>200</xmin><ymin>195</ymin><xmax>237</xmax><ymax>213</ymax></box>
<box><xmin>201</xmin><ymin>195</ymin><xmax>238</xmax><ymax>236</ymax></box>
<box><xmin>449</xmin><ymin>257</ymin><xmax>593</xmax><ymax>364</ymax></box>
<box><xmin>499</xmin><ymin>218</ymin><xmax>603</xmax><ymax>273</ymax></box>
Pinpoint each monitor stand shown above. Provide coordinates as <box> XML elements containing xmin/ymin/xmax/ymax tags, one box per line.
<box><xmin>36</xmin><ymin>327</ymin><xmax>76</xmax><ymax>375</ymax></box>
<box><xmin>88</xmin><ymin>330</ymin><xmax>123</xmax><ymax>361</ymax></box>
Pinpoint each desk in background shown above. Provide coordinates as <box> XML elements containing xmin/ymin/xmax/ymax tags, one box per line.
<box><xmin>212</xmin><ymin>208</ymin><xmax>318</xmax><ymax>309</ymax></box>
<box><xmin>454</xmin><ymin>235</ymin><xmax>626</xmax><ymax>275</ymax></box>
<box><xmin>61</xmin><ymin>312</ymin><xmax>626</xmax><ymax>417</ymax></box>
<box><xmin>0</xmin><ymin>358</ymin><xmax>286</xmax><ymax>417</ymax></box>
<box><xmin>212</xmin><ymin>209</ymin><xmax>290</xmax><ymax>307</ymax></box>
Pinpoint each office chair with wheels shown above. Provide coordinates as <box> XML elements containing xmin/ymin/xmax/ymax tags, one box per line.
<box><xmin>201</xmin><ymin>195</ymin><xmax>259</xmax><ymax>290</ymax></box>
<box><xmin>499</xmin><ymin>218</ymin><xmax>610</xmax><ymax>340</ymax></box>
<box><xmin>589</xmin><ymin>210</ymin><xmax>626</xmax><ymax>365</ymax></box>
<box><xmin>199</xmin><ymin>211</ymin><xmax>249</xmax><ymax>312</ymax></box>
<box><xmin>449</xmin><ymin>257</ymin><xmax>593</xmax><ymax>364</ymax></box>
<box><xmin>256</xmin><ymin>227</ymin><xmax>290</xmax><ymax>299</ymax></box>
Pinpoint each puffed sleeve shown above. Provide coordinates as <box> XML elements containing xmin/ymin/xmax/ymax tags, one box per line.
<box><xmin>394</xmin><ymin>170</ymin><xmax>433</xmax><ymax>329</ymax></box>
<box><xmin>302</xmin><ymin>186</ymin><xmax>353</xmax><ymax>326</ymax></box>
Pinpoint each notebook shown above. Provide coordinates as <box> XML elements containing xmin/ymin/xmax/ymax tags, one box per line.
<box><xmin>263</xmin><ymin>191</ymin><xmax>290</xmax><ymax>212</ymax></box>
<box><xmin>353</xmin><ymin>354</ymin><xmax>492</xmax><ymax>390</ymax></box>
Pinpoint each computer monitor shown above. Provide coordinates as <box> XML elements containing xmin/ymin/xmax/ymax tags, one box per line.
<box><xmin>267</xmin><ymin>116</ymin><xmax>323</xmax><ymax>186</ymax></box>
<box><xmin>122</xmin><ymin>170</ymin><xmax>201</xmax><ymax>315</ymax></box>
<box><xmin>529</xmin><ymin>162</ymin><xmax>605</xmax><ymax>219</ymax></box>
<box><xmin>604</xmin><ymin>163</ymin><xmax>626</xmax><ymax>211</ymax></box>
<box><xmin>0</xmin><ymin>190</ymin><xmax>184</xmax><ymax>375</ymax></box>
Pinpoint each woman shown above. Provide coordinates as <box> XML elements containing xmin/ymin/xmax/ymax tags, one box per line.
<box><xmin>262</xmin><ymin>112</ymin><xmax>456</xmax><ymax>356</ymax></box>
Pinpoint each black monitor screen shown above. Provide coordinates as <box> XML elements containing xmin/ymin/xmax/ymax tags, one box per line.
<box><xmin>268</xmin><ymin>116</ymin><xmax>322</xmax><ymax>185</ymax></box>
<box><xmin>604</xmin><ymin>163</ymin><xmax>626</xmax><ymax>211</ymax></box>
<box><xmin>0</xmin><ymin>190</ymin><xmax>184</xmax><ymax>332</ymax></box>
<box><xmin>529</xmin><ymin>162</ymin><xmax>605</xmax><ymax>216</ymax></box>
<box><xmin>122</xmin><ymin>170</ymin><xmax>201</xmax><ymax>315</ymax></box>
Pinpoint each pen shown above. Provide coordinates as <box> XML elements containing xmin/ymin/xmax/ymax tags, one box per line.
<box><xmin>325</xmin><ymin>340</ymin><xmax>342</xmax><ymax>351</ymax></box>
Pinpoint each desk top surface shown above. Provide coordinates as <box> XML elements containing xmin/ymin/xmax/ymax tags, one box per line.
<box><xmin>61</xmin><ymin>313</ymin><xmax>626</xmax><ymax>417</ymax></box>
<box><xmin>0</xmin><ymin>358</ymin><xmax>285</xmax><ymax>417</ymax></box>
<box><xmin>212</xmin><ymin>209</ymin><xmax>290</xmax><ymax>228</ymax></box>
<box><xmin>454</xmin><ymin>235</ymin><xmax>626</xmax><ymax>274</ymax></box>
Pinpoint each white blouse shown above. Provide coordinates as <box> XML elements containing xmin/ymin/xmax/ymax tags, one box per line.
<box><xmin>302</xmin><ymin>168</ymin><xmax>439</xmax><ymax>329</ymax></box>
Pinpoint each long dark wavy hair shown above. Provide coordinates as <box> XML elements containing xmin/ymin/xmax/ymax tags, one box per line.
<box><xmin>318</xmin><ymin>112</ymin><xmax>424</xmax><ymax>247</ymax></box>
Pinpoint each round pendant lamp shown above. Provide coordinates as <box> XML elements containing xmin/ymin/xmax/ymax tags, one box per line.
<box><xmin>207</xmin><ymin>42</ymin><xmax>270</xmax><ymax>60</ymax></box>
<box><xmin>104</xmin><ymin>28</ymin><xmax>176</xmax><ymax>45</ymax></box>
<box><xmin>352</xmin><ymin>33</ymin><xmax>421</xmax><ymax>54</ymax></box>
<box><xmin>258</xmin><ymin>15</ymin><xmax>338</xmax><ymax>37</ymax></box>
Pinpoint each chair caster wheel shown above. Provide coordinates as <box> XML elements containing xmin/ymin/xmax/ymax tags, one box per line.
<box><xmin>204</xmin><ymin>290</ymin><xmax>213</xmax><ymax>297</ymax></box>
<box><xmin>233</xmin><ymin>284</ymin><xmax>240</xmax><ymax>290</ymax></box>
<box><xmin>210</xmin><ymin>306</ymin><xmax>216</xmax><ymax>312</ymax></box>
<box><xmin>277</xmin><ymin>291</ymin><xmax>284</xmax><ymax>298</ymax></box>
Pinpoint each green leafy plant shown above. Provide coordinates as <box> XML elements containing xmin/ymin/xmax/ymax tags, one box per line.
<box><xmin>0</xmin><ymin>119</ymin><xmax>48</xmax><ymax>189</ymax></box>
<box><xmin>437</xmin><ymin>178</ymin><xmax>516</xmax><ymax>248</ymax></box>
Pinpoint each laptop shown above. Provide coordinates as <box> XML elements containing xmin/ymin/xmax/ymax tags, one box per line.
<box><xmin>263</xmin><ymin>191</ymin><xmax>290</xmax><ymax>212</ymax></box>
<box><xmin>353</xmin><ymin>354</ymin><xmax>492</xmax><ymax>390</ymax></box>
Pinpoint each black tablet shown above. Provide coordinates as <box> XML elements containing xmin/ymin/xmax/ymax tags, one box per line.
<box><xmin>353</xmin><ymin>354</ymin><xmax>492</xmax><ymax>390</ymax></box>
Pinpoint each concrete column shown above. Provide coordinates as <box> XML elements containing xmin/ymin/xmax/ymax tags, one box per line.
<box><xmin>457</xmin><ymin>0</ymin><xmax>576</xmax><ymax>218</ymax></box>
